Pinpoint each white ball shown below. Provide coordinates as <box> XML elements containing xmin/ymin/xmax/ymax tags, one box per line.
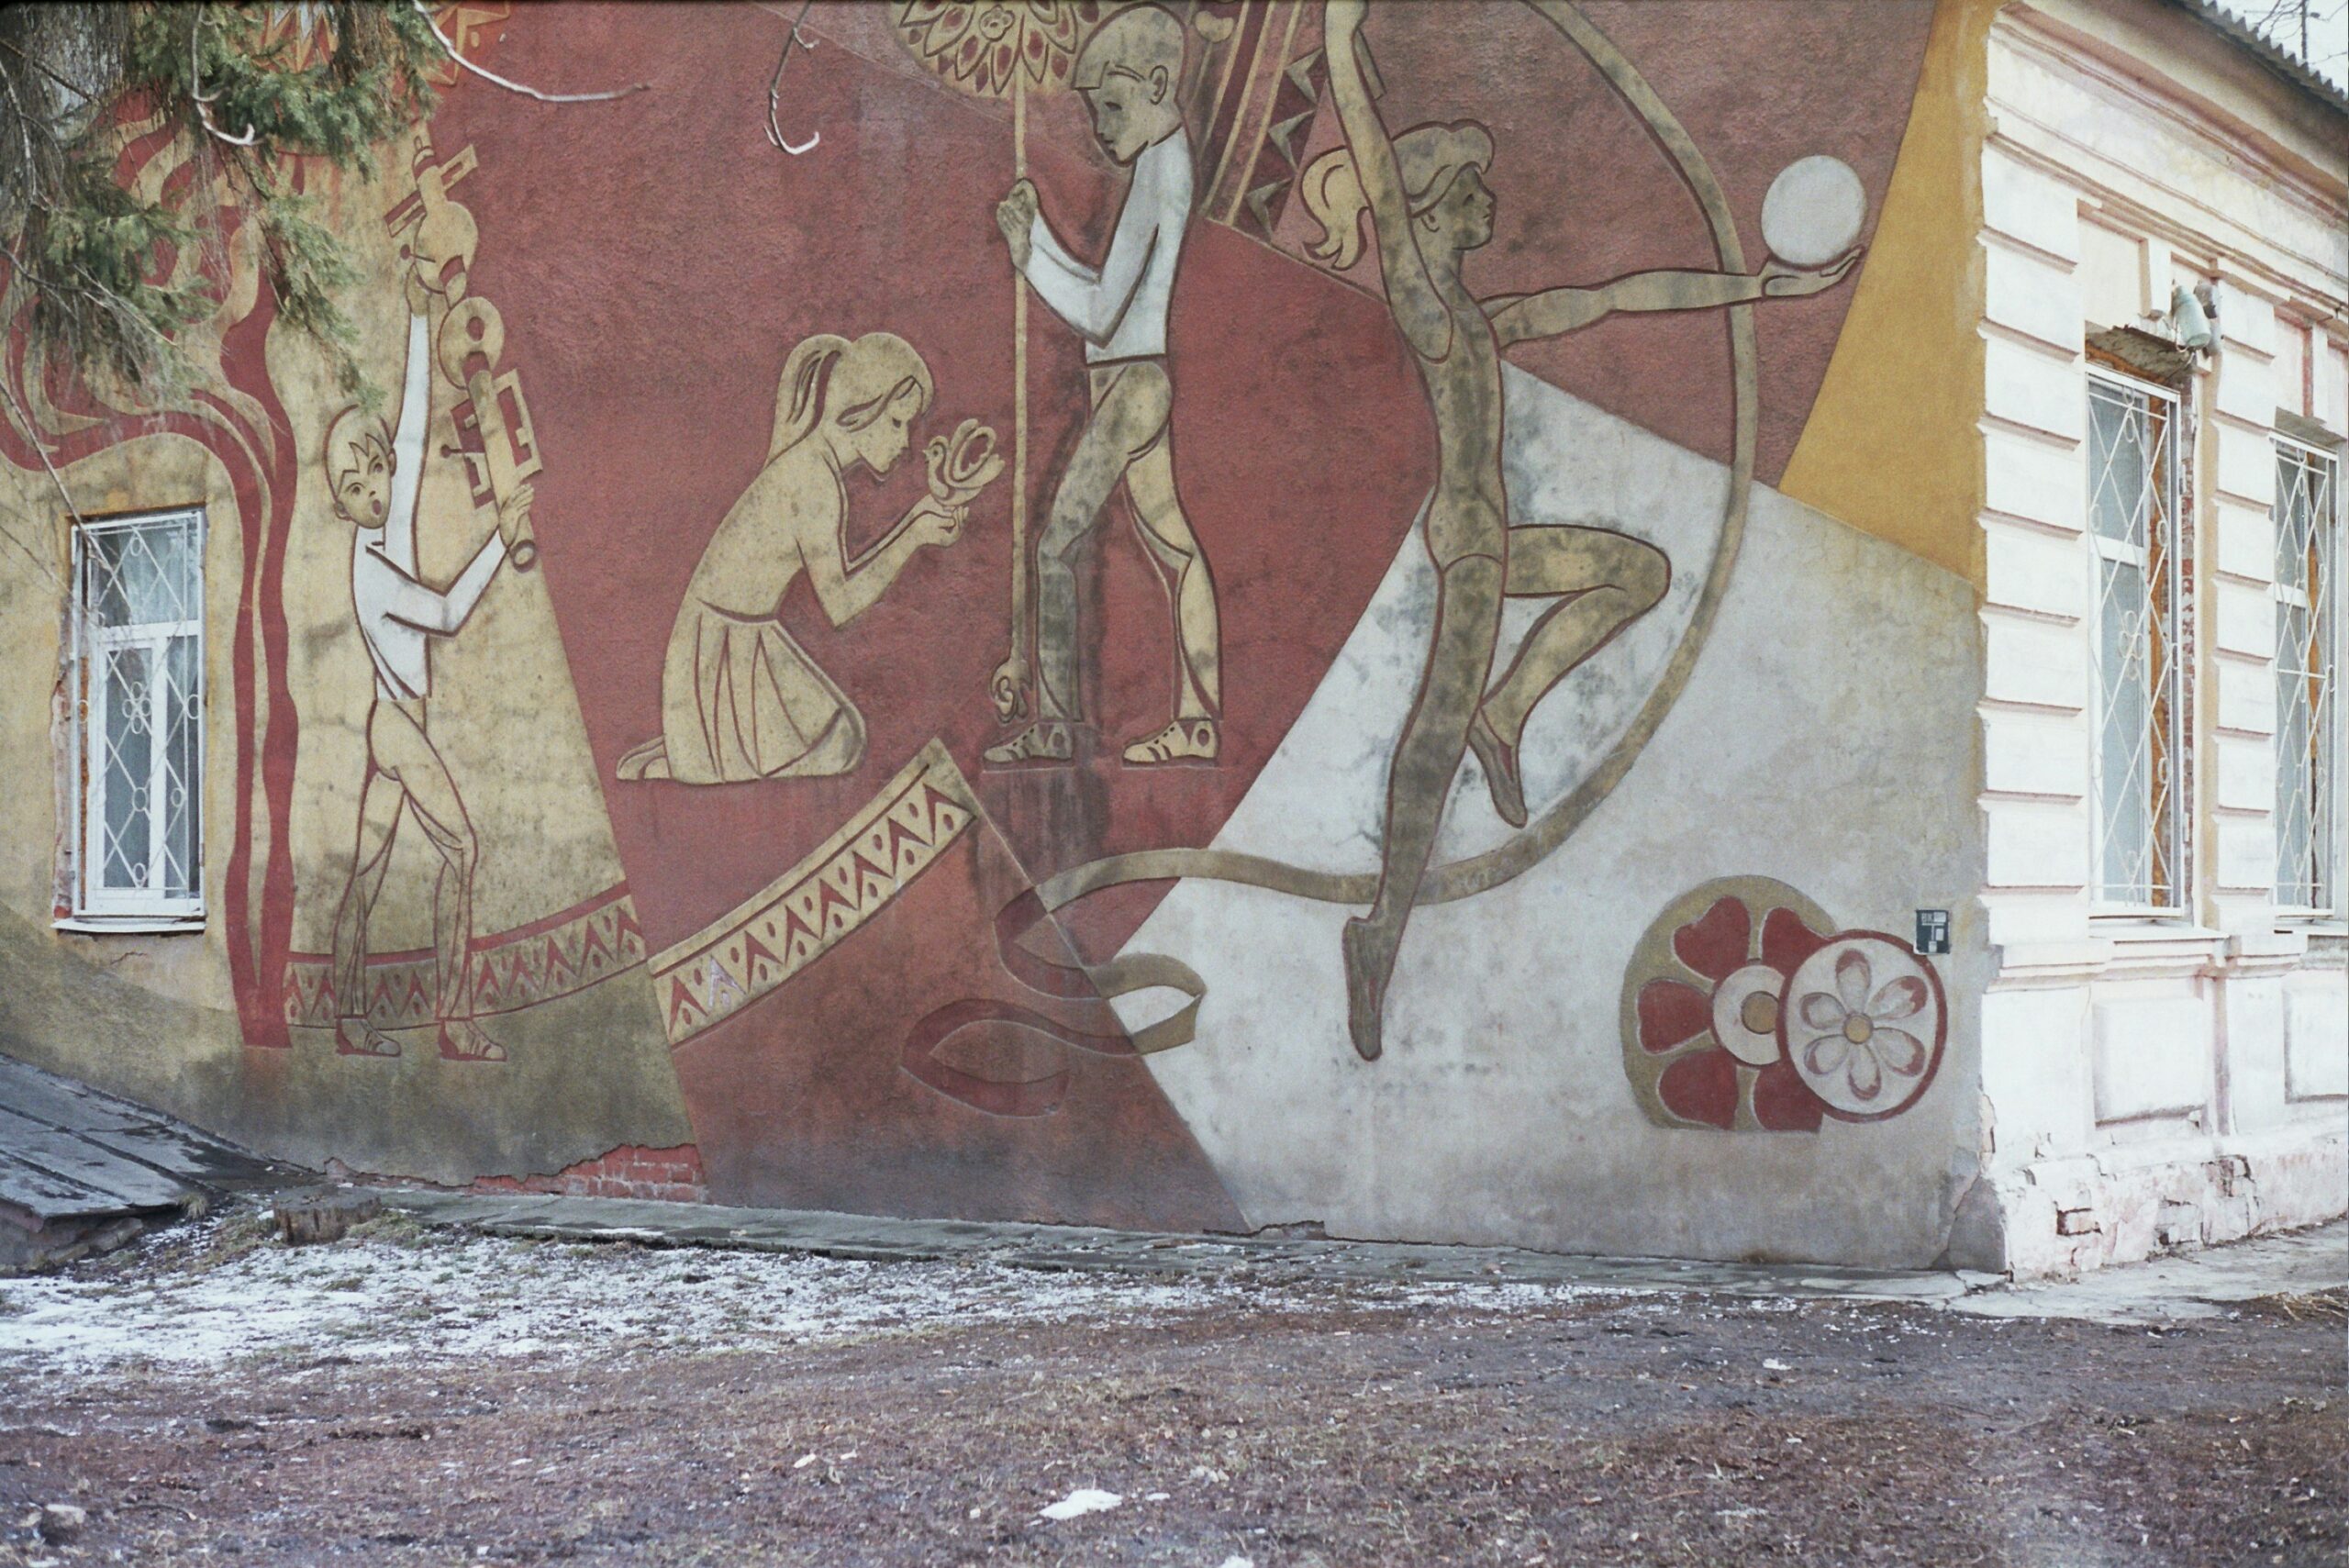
<box><xmin>1760</xmin><ymin>155</ymin><xmax>1866</xmax><ymax>268</ymax></box>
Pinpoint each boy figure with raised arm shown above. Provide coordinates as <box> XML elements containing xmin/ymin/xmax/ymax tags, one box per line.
<box><xmin>326</xmin><ymin>294</ymin><xmax>528</xmax><ymax>1062</ymax></box>
<box><xmin>985</xmin><ymin>3</ymin><xmax>1222</xmax><ymax>768</ymax></box>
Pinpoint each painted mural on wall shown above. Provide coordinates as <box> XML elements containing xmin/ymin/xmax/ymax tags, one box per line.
<box><xmin>1621</xmin><ymin>876</ymin><xmax>1947</xmax><ymax>1133</ymax></box>
<box><xmin>2</xmin><ymin>0</ymin><xmax>1965</xmax><ymax>1240</ymax></box>
<box><xmin>614</xmin><ymin>339</ymin><xmax>995</xmax><ymax>784</ymax></box>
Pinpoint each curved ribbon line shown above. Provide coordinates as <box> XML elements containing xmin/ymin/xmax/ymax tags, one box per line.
<box><xmin>902</xmin><ymin>890</ymin><xmax>1208</xmax><ymax>1116</ymax></box>
<box><xmin>907</xmin><ymin>2</ymin><xmax>1758</xmax><ymax>1102</ymax></box>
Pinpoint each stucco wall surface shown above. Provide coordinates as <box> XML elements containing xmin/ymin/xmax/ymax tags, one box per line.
<box><xmin>1124</xmin><ymin>366</ymin><xmax>1987</xmax><ymax>1266</ymax></box>
<box><xmin>1969</xmin><ymin>0</ymin><xmax>2348</xmax><ymax>1276</ymax></box>
<box><xmin>0</xmin><ymin>0</ymin><xmax>2045</xmax><ymax>1263</ymax></box>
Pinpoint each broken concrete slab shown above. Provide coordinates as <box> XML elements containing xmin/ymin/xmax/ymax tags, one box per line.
<box><xmin>1946</xmin><ymin>1220</ymin><xmax>2349</xmax><ymax>1325</ymax></box>
<box><xmin>0</xmin><ymin>1054</ymin><xmax>300</xmax><ymax>1273</ymax></box>
<box><xmin>382</xmin><ymin>1189</ymin><xmax>1980</xmax><ymax>1299</ymax></box>
<box><xmin>273</xmin><ymin>1186</ymin><xmax>384</xmax><ymax>1245</ymax></box>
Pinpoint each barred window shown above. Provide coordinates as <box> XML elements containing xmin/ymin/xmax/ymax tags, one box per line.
<box><xmin>72</xmin><ymin>510</ymin><xmax>206</xmax><ymax>922</ymax></box>
<box><xmin>2086</xmin><ymin>372</ymin><xmax>2184</xmax><ymax>910</ymax></box>
<box><xmin>2275</xmin><ymin>438</ymin><xmax>2340</xmax><ymax>913</ymax></box>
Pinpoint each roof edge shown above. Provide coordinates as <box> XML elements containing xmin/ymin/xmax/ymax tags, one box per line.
<box><xmin>2155</xmin><ymin>0</ymin><xmax>2349</xmax><ymax>116</ymax></box>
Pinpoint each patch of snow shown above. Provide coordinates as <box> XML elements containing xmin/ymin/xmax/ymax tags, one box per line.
<box><xmin>0</xmin><ymin>1212</ymin><xmax>1605</xmax><ymax>1377</ymax></box>
<box><xmin>0</xmin><ymin>1218</ymin><xmax>1208</xmax><ymax>1375</ymax></box>
<box><xmin>1040</xmin><ymin>1487</ymin><xmax>1122</xmax><ymax>1520</ymax></box>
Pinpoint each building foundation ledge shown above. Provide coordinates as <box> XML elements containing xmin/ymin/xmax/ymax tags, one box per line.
<box><xmin>2223</xmin><ymin>927</ymin><xmax>2310</xmax><ymax>977</ymax></box>
<box><xmin>1971</xmin><ymin>1127</ymin><xmax>2348</xmax><ymax>1279</ymax></box>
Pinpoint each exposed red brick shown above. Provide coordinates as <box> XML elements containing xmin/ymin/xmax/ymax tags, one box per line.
<box><xmin>470</xmin><ymin>1144</ymin><xmax>707</xmax><ymax>1203</ymax></box>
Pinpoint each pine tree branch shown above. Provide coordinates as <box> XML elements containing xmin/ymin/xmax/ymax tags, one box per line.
<box><xmin>0</xmin><ymin>374</ymin><xmax>81</xmax><ymax>587</ymax></box>
<box><xmin>1</xmin><ymin>4</ymin><xmax>444</xmax><ymax>404</ymax></box>
<box><xmin>0</xmin><ymin>36</ymin><xmax>97</xmax><ymax>106</ymax></box>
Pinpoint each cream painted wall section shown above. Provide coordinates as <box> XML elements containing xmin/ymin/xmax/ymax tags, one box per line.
<box><xmin>0</xmin><ymin>434</ymin><xmax>265</xmax><ymax>1144</ymax></box>
<box><xmin>1973</xmin><ymin>0</ymin><xmax>2346</xmax><ymax>1276</ymax></box>
<box><xmin>0</xmin><ymin>146</ymin><xmax>692</xmax><ymax>1184</ymax></box>
<box><xmin>270</xmin><ymin>172</ymin><xmax>634</xmax><ymax>963</ymax></box>
<box><xmin>0</xmin><ymin>439</ymin><xmax>250</xmax><ymax>1007</ymax></box>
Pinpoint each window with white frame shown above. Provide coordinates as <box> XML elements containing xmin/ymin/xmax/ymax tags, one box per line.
<box><xmin>71</xmin><ymin>509</ymin><xmax>206</xmax><ymax>922</ymax></box>
<box><xmin>2086</xmin><ymin>371</ymin><xmax>2184</xmax><ymax>910</ymax></box>
<box><xmin>2274</xmin><ymin>437</ymin><xmax>2340</xmax><ymax>914</ymax></box>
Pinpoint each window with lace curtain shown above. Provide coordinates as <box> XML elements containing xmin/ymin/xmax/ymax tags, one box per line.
<box><xmin>2274</xmin><ymin>437</ymin><xmax>2340</xmax><ymax>915</ymax></box>
<box><xmin>70</xmin><ymin>509</ymin><xmax>206</xmax><ymax>923</ymax></box>
<box><xmin>2086</xmin><ymin>370</ymin><xmax>2184</xmax><ymax>911</ymax></box>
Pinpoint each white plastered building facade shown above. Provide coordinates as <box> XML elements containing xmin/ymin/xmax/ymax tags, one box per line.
<box><xmin>1967</xmin><ymin>0</ymin><xmax>2348</xmax><ymax>1275</ymax></box>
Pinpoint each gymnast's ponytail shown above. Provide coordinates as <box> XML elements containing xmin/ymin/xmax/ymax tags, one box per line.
<box><xmin>1301</xmin><ymin>120</ymin><xmax>1497</xmax><ymax>273</ymax></box>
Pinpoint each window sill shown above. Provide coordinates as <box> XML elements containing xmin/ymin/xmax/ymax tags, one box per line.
<box><xmin>1995</xmin><ymin>918</ymin><xmax>2336</xmax><ymax>985</ymax></box>
<box><xmin>54</xmin><ymin>917</ymin><xmax>206</xmax><ymax>935</ymax></box>
<box><xmin>2087</xmin><ymin>917</ymin><xmax>2216</xmax><ymax>941</ymax></box>
<box><xmin>2095</xmin><ymin>922</ymin><xmax>2225</xmax><ymax>980</ymax></box>
<box><xmin>1994</xmin><ymin>921</ymin><xmax>2261</xmax><ymax>986</ymax></box>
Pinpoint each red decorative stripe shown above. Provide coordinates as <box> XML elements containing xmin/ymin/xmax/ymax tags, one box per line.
<box><xmin>281</xmin><ymin>886</ymin><xmax>647</xmax><ymax>1028</ymax></box>
<box><xmin>287</xmin><ymin>883</ymin><xmax>637</xmax><ymax>966</ymax></box>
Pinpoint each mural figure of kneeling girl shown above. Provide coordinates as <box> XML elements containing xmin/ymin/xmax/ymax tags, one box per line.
<box><xmin>618</xmin><ymin>332</ymin><xmax>998</xmax><ymax>784</ymax></box>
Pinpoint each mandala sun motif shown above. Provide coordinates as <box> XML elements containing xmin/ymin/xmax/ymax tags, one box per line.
<box><xmin>891</xmin><ymin>0</ymin><xmax>1115</xmax><ymax>97</ymax></box>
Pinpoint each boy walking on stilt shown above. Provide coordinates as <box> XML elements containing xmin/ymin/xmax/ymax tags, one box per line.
<box><xmin>986</xmin><ymin>4</ymin><xmax>1220</xmax><ymax>768</ymax></box>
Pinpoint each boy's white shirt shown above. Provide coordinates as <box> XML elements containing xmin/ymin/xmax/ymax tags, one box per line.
<box><xmin>350</xmin><ymin>310</ymin><xmax>505</xmax><ymax>701</ymax></box>
<box><xmin>1024</xmin><ymin>127</ymin><xmax>1193</xmax><ymax>362</ymax></box>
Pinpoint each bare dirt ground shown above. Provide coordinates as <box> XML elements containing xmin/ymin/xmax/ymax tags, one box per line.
<box><xmin>2</xmin><ymin>1207</ymin><xmax>2343</xmax><ymax>1567</ymax></box>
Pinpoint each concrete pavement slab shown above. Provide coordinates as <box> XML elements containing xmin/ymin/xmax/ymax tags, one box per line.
<box><xmin>383</xmin><ymin>1188</ymin><xmax>2343</xmax><ymax>1321</ymax></box>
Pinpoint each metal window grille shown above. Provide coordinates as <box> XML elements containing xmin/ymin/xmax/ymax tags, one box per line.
<box><xmin>72</xmin><ymin>510</ymin><xmax>205</xmax><ymax>920</ymax></box>
<box><xmin>2086</xmin><ymin>373</ymin><xmax>2184</xmax><ymax>910</ymax></box>
<box><xmin>2274</xmin><ymin>438</ymin><xmax>2341</xmax><ymax>913</ymax></box>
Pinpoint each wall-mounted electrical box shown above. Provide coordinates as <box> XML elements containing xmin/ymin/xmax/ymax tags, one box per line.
<box><xmin>1914</xmin><ymin>909</ymin><xmax>1951</xmax><ymax>955</ymax></box>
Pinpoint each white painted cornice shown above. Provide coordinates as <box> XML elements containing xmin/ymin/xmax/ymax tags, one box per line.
<box><xmin>1987</xmin><ymin>6</ymin><xmax>2345</xmax><ymax>314</ymax></box>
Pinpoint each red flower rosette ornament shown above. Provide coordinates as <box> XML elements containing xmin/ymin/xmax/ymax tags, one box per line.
<box><xmin>1620</xmin><ymin>877</ymin><xmax>1838</xmax><ymax>1132</ymax></box>
<box><xmin>1620</xmin><ymin>878</ymin><xmax>1947</xmax><ymax>1132</ymax></box>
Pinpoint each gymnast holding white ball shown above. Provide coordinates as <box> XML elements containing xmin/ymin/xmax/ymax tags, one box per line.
<box><xmin>1760</xmin><ymin>153</ymin><xmax>1870</xmax><ymax>284</ymax></box>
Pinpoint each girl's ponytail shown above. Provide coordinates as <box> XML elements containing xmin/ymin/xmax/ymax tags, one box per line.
<box><xmin>771</xmin><ymin>333</ymin><xmax>852</xmax><ymax>459</ymax></box>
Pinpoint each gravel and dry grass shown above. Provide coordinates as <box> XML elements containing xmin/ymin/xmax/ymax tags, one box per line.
<box><xmin>1</xmin><ymin>1210</ymin><xmax>2342</xmax><ymax>1566</ymax></box>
